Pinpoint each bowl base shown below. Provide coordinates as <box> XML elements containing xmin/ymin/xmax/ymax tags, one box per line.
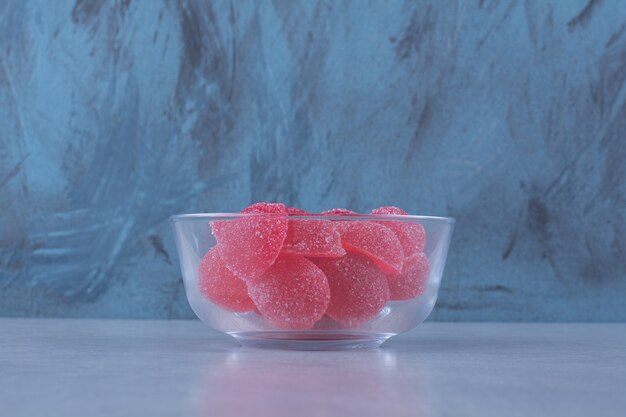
<box><xmin>229</xmin><ymin>331</ymin><xmax>394</xmax><ymax>350</ymax></box>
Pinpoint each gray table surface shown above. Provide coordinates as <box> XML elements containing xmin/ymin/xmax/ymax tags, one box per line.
<box><xmin>0</xmin><ymin>319</ymin><xmax>624</xmax><ymax>417</ymax></box>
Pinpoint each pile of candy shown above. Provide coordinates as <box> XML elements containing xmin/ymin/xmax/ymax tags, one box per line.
<box><xmin>198</xmin><ymin>203</ymin><xmax>429</xmax><ymax>330</ymax></box>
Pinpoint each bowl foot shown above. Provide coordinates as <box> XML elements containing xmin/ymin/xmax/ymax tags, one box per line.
<box><xmin>229</xmin><ymin>331</ymin><xmax>394</xmax><ymax>350</ymax></box>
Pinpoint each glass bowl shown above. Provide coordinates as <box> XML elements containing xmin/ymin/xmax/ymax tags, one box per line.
<box><xmin>170</xmin><ymin>213</ymin><xmax>454</xmax><ymax>350</ymax></box>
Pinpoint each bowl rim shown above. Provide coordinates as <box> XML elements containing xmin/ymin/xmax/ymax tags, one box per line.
<box><xmin>169</xmin><ymin>212</ymin><xmax>456</xmax><ymax>224</ymax></box>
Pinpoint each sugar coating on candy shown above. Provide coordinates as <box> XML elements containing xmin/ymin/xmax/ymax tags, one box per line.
<box><xmin>282</xmin><ymin>219</ymin><xmax>346</xmax><ymax>258</ymax></box>
<box><xmin>337</xmin><ymin>221</ymin><xmax>404</xmax><ymax>275</ymax></box>
<box><xmin>286</xmin><ymin>206</ymin><xmax>308</xmax><ymax>215</ymax></box>
<box><xmin>198</xmin><ymin>248</ymin><xmax>256</xmax><ymax>312</ymax></box>
<box><xmin>211</xmin><ymin>203</ymin><xmax>288</xmax><ymax>282</ymax></box>
<box><xmin>312</xmin><ymin>253</ymin><xmax>390</xmax><ymax>328</ymax></box>
<box><xmin>371</xmin><ymin>206</ymin><xmax>409</xmax><ymax>215</ymax></box>
<box><xmin>242</xmin><ymin>202</ymin><xmax>287</xmax><ymax>214</ymax></box>
<box><xmin>389</xmin><ymin>252</ymin><xmax>429</xmax><ymax>300</ymax></box>
<box><xmin>321</xmin><ymin>208</ymin><xmax>358</xmax><ymax>216</ymax></box>
<box><xmin>283</xmin><ymin>206</ymin><xmax>345</xmax><ymax>257</ymax></box>
<box><xmin>371</xmin><ymin>206</ymin><xmax>426</xmax><ymax>255</ymax></box>
<box><xmin>248</xmin><ymin>255</ymin><xmax>330</xmax><ymax>330</ymax></box>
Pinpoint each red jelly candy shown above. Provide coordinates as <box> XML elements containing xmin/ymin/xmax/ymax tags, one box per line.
<box><xmin>371</xmin><ymin>206</ymin><xmax>408</xmax><ymax>215</ymax></box>
<box><xmin>371</xmin><ymin>206</ymin><xmax>426</xmax><ymax>255</ymax></box>
<box><xmin>242</xmin><ymin>202</ymin><xmax>287</xmax><ymax>214</ymax></box>
<box><xmin>248</xmin><ymin>255</ymin><xmax>330</xmax><ymax>330</ymax></box>
<box><xmin>389</xmin><ymin>253</ymin><xmax>429</xmax><ymax>300</ymax></box>
<box><xmin>321</xmin><ymin>208</ymin><xmax>358</xmax><ymax>216</ymax></box>
<box><xmin>286</xmin><ymin>206</ymin><xmax>308</xmax><ymax>215</ymax></box>
<box><xmin>282</xmin><ymin>219</ymin><xmax>345</xmax><ymax>258</ymax></box>
<box><xmin>198</xmin><ymin>248</ymin><xmax>255</xmax><ymax>312</ymax></box>
<box><xmin>337</xmin><ymin>221</ymin><xmax>404</xmax><ymax>275</ymax></box>
<box><xmin>313</xmin><ymin>253</ymin><xmax>390</xmax><ymax>327</ymax></box>
<box><xmin>211</xmin><ymin>203</ymin><xmax>288</xmax><ymax>282</ymax></box>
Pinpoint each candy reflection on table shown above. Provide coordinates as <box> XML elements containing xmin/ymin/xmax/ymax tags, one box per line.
<box><xmin>195</xmin><ymin>348</ymin><xmax>430</xmax><ymax>417</ymax></box>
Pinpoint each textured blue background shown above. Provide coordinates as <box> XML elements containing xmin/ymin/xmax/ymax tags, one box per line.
<box><xmin>1</xmin><ymin>0</ymin><xmax>625</xmax><ymax>320</ymax></box>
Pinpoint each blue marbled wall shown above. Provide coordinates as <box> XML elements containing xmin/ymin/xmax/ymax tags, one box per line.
<box><xmin>1</xmin><ymin>0</ymin><xmax>625</xmax><ymax>321</ymax></box>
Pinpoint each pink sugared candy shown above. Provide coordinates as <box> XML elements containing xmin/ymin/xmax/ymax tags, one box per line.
<box><xmin>337</xmin><ymin>221</ymin><xmax>404</xmax><ymax>275</ymax></box>
<box><xmin>389</xmin><ymin>252</ymin><xmax>430</xmax><ymax>300</ymax></box>
<box><xmin>198</xmin><ymin>248</ymin><xmax>256</xmax><ymax>312</ymax></box>
<box><xmin>282</xmin><ymin>219</ymin><xmax>345</xmax><ymax>258</ymax></box>
<box><xmin>241</xmin><ymin>202</ymin><xmax>288</xmax><ymax>214</ymax></box>
<box><xmin>321</xmin><ymin>208</ymin><xmax>358</xmax><ymax>216</ymax></box>
<box><xmin>313</xmin><ymin>253</ymin><xmax>390</xmax><ymax>328</ymax></box>
<box><xmin>248</xmin><ymin>255</ymin><xmax>330</xmax><ymax>330</ymax></box>
<box><xmin>286</xmin><ymin>206</ymin><xmax>308</xmax><ymax>215</ymax></box>
<box><xmin>211</xmin><ymin>203</ymin><xmax>288</xmax><ymax>282</ymax></box>
<box><xmin>371</xmin><ymin>206</ymin><xmax>426</xmax><ymax>255</ymax></box>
